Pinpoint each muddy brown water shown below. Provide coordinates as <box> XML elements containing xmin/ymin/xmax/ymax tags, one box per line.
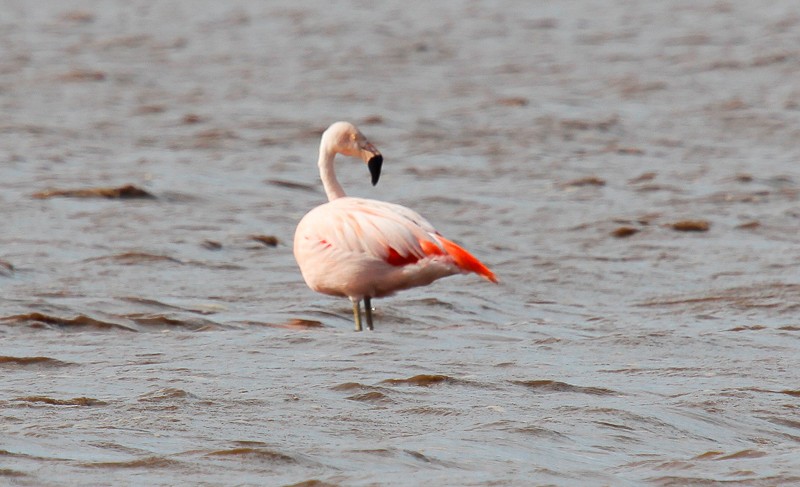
<box><xmin>2</xmin><ymin>1</ymin><xmax>800</xmax><ymax>486</ymax></box>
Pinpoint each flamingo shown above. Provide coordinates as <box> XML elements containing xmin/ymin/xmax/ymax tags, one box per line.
<box><xmin>293</xmin><ymin>121</ymin><xmax>498</xmax><ymax>331</ymax></box>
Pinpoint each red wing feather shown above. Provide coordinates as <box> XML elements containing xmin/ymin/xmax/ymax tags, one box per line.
<box><xmin>385</xmin><ymin>247</ymin><xmax>420</xmax><ymax>266</ymax></box>
<box><xmin>436</xmin><ymin>236</ymin><xmax>498</xmax><ymax>283</ymax></box>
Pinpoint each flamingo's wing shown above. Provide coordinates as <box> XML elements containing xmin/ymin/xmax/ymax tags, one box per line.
<box><xmin>313</xmin><ymin>198</ymin><xmax>439</xmax><ymax>263</ymax></box>
<box><xmin>301</xmin><ymin>198</ymin><xmax>497</xmax><ymax>282</ymax></box>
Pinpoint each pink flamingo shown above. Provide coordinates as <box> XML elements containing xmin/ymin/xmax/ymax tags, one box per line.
<box><xmin>293</xmin><ymin>122</ymin><xmax>498</xmax><ymax>331</ymax></box>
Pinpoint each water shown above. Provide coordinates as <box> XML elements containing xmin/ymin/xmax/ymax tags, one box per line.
<box><xmin>2</xmin><ymin>1</ymin><xmax>800</xmax><ymax>485</ymax></box>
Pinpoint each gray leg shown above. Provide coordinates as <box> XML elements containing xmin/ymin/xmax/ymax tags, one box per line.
<box><xmin>364</xmin><ymin>296</ymin><xmax>374</xmax><ymax>331</ymax></box>
<box><xmin>352</xmin><ymin>299</ymin><xmax>363</xmax><ymax>332</ymax></box>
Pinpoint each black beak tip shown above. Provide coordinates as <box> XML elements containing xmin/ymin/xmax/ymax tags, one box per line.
<box><xmin>368</xmin><ymin>154</ymin><xmax>383</xmax><ymax>186</ymax></box>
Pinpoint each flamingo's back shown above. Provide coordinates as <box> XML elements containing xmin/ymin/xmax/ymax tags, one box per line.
<box><xmin>294</xmin><ymin>197</ymin><xmax>496</xmax><ymax>301</ymax></box>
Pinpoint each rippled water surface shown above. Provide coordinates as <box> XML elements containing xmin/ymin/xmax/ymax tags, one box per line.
<box><xmin>2</xmin><ymin>1</ymin><xmax>800</xmax><ymax>485</ymax></box>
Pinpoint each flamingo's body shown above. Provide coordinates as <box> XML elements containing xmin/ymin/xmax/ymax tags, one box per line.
<box><xmin>293</xmin><ymin>122</ymin><xmax>497</xmax><ymax>331</ymax></box>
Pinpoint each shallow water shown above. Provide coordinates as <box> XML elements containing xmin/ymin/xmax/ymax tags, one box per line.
<box><xmin>2</xmin><ymin>1</ymin><xmax>800</xmax><ymax>485</ymax></box>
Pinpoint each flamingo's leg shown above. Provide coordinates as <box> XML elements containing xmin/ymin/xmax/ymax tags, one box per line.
<box><xmin>364</xmin><ymin>297</ymin><xmax>374</xmax><ymax>331</ymax></box>
<box><xmin>352</xmin><ymin>299</ymin><xmax>363</xmax><ymax>332</ymax></box>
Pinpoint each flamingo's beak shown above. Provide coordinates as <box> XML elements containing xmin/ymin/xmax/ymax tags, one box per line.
<box><xmin>361</xmin><ymin>142</ymin><xmax>382</xmax><ymax>186</ymax></box>
<box><xmin>367</xmin><ymin>155</ymin><xmax>382</xmax><ymax>186</ymax></box>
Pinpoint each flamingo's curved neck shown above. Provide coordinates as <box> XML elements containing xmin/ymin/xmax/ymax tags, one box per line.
<box><xmin>318</xmin><ymin>142</ymin><xmax>346</xmax><ymax>201</ymax></box>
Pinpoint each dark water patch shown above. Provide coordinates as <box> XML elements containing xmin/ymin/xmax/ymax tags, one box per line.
<box><xmin>462</xmin><ymin>332</ymin><xmax>524</xmax><ymax>344</ymax></box>
<box><xmin>95</xmin><ymin>34</ymin><xmax>157</xmax><ymax>51</ymax></box>
<box><xmin>764</xmin><ymin>174</ymin><xmax>796</xmax><ymax>187</ymax></box>
<box><xmin>135</xmin><ymin>104</ymin><xmax>166</xmax><ymax>115</ymax></box>
<box><xmin>14</xmin><ymin>396</ymin><xmax>107</xmax><ymax>407</ymax></box>
<box><xmin>692</xmin><ymin>451</ymin><xmax>724</xmax><ymax>460</ymax></box>
<box><xmin>727</xmin><ymin>324</ymin><xmax>767</xmax><ymax>332</ymax></box>
<box><xmin>193</xmin><ymin>128</ymin><xmax>240</xmax><ymax>148</ymax></box>
<box><xmin>266</xmin><ymin>179</ymin><xmax>317</xmax><ymax>192</ymax></box>
<box><xmin>614</xmin><ymin>76</ymin><xmax>668</xmax><ymax>98</ymax></box>
<box><xmin>119</xmin><ymin>297</ymin><xmax>218</xmax><ymax>315</ymax></box>
<box><xmin>600</xmin><ymin>366</ymin><xmax>705</xmax><ymax>377</ymax></box>
<box><xmin>381</xmin><ymin>374</ymin><xmax>460</xmax><ymax>387</ymax></box>
<box><xmin>611</xmin><ymin>226</ymin><xmax>640</xmax><ymax>238</ymax></box>
<box><xmin>512</xmin><ymin>380</ymin><xmax>617</xmax><ymax>396</ymax></box>
<box><xmin>731</xmin><ymin>173</ymin><xmax>754</xmax><ymax>183</ymax></box>
<box><xmin>350</xmin><ymin>448</ymin><xmax>393</xmax><ymax>458</ymax></box>
<box><xmin>512</xmin><ymin>424</ymin><xmax>571</xmax><ymax>441</ymax></box>
<box><xmin>637</xmin><ymin>283</ymin><xmax>800</xmax><ymax>313</ymax></box>
<box><xmin>345</xmin><ymin>391</ymin><xmax>391</xmax><ymax>403</ymax></box>
<box><xmin>736</xmin><ymin>221</ymin><xmax>761</xmax><ymax>230</ymax></box>
<box><xmin>231</xmin><ymin>440</ymin><xmax>269</xmax><ymax>448</ymax></box>
<box><xmin>669</xmin><ymin>220</ymin><xmax>711</xmax><ymax>232</ymax></box>
<box><xmin>400</xmin><ymin>406</ymin><xmax>462</xmax><ymax>416</ymax></box>
<box><xmin>330</xmin><ymin>382</ymin><xmax>369</xmax><ymax>392</ymax></box>
<box><xmin>650</xmin><ymin>475</ymin><xmax>795</xmax><ymax>486</ymax></box>
<box><xmin>0</xmin><ymin>469</ymin><xmax>27</xmax><ymax>478</ymax></box>
<box><xmin>95</xmin><ymin>253</ymin><xmax>242</xmax><ymax>271</ymax></box>
<box><xmin>0</xmin><ymin>449</ymin><xmax>50</xmax><ymax>460</ymax></box>
<box><xmin>283</xmin><ymin>480</ymin><xmax>339</xmax><ymax>487</ymax></box>
<box><xmin>604</xmin><ymin>143</ymin><xmax>645</xmax><ymax>155</ymax></box>
<box><xmin>0</xmin><ymin>259</ymin><xmax>13</xmax><ymax>276</ymax></box>
<box><xmin>249</xmin><ymin>234</ymin><xmax>280</xmax><ymax>247</ymax></box>
<box><xmin>403</xmin><ymin>449</ymin><xmax>433</xmax><ymax>463</ymax></box>
<box><xmin>138</xmin><ymin>388</ymin><xmax>197</xmax><ymax>403</ymax></box>
<box><xmin>633</xmin><ymin>183</ymin><xmax>687</xmax><ymax>193</ymax></box>
<box><xmin>201</xmin><ymin>239</ymin><xmax>223</xmax><ymax>250</ymax></box>
<box><xmin>560</xmin><ymin>115</ymin><xmax>619</xmax><ymax>132</ymax></box>
<box><xmin>58</xmin><ymin>10</ymin><xmax>94</xmax><ymax>23</ymax></box>
<box><xmin>283</xmin><ymin>336</ymin><xmax>316</xmax><ymax>345</ymax></box>
<box><xmin>349</xmin><ymin>447</ymin><xmax>454</xmax><ymax>468</ymax></box>
<box><xmin>359</xmin><ymin>114</ymin><xmax>383</xmax><ymax>125</ymax></box>
<box><xmin>125</xmin><ymin>313</ymin><xmax>224</xmax><ymax>331</ymax></box>
<box><xmin>229</xmin><ymin>320</ymin><xmax>275</xmax><ymax>329</ymax></box>
<box><xmin>709</xmin><ymin>450</ymin><xmax>768</xmax><ymax>461</ymax></box>
<box><xmin>331</xmin><ymin>382</ymin><xmax>393</xmax><ymax>402</ymax></box>
<box><xmin>158</xmin><ymin>191</ymin><xmax>205</xmax><ymax>203</ymax></box>
<box><xmin>57</xmin><ymin>69</ymin><xmax>106</xmax><ymax>82</ymax></box>
<box><xmin>639</xmin><ymin>295</ymin><xmax>729</xmax><ymax>306</ymax></box>
<box><xmin>235</xmin><ymin>319</ymin><xmax>325</xmax><ymax>330</ymax></box>
<box><xmin>595</xmin><ymin>420</ymin><xmax>636</xmax><ymax>431</ymax></box>
<box><xmin>166</xmin><ymin>128</ymin><xmax>241</xmax><ymax>150</ymax></box>
<box><xmin>206</xmin><ymin>447</ymin><xmax>297</xmax><ymax>464</ymax></box>
<box><xmin>181</xmin><ymin>113</ymin><xmax>204</xmax><ymax>125</ymax></box>
<box><xmin>84</xmin><ymin>252</ymin><xmax>182</xmax><ymax>266</ymax></box>
<box><xmin>763</xmin><ymin>416</ymin><xmax>800</xmax><ymax>431</ymax></box>
<box><xmin>0</xmin><ymin>312</ymin><xmax>134</xmax><ymax>332</ymax></box>
<box><xmin>81</xmin><ymin>456</ymin><xmax>180</xmax><ymax>469</ymax></box>
<box><xmin>32</xmin><ymin>184</ymin><xmax>154</xmax><ymax>200</ymax></box>
<box><xmin>86</xmin><ymin>442</ymin><xmax>154</xmax><ymax>457</ymax></box>
<box><xmin>194</xmin><ymin>260</ymin><xmax>247</xmax><ymax>270</ymax></box>
<box><xmin>402</xmin><ymin>297</ymin><xmax>456</xmax><ymax>310</ymax></box>
<box><xmin>414</xmin><ymin>195</ymin><xmax>468</xmax><ymax>209</ymax></box>
<box><xmin>629</xmin><ymin>171</ymin><xmax>657</xmax><ymax>183</ymax></box>
<box><xmin>561</xmin><ymin>176</ymin><xmax>606</xmax><ymax>188</ymax></box>
<box><xmin>281</xmin><ymin>318</ymin><xmax>325</xmax><ymax>329</ymax></box>
<box><xmin>0</xmin><ymin>356</ymin><xmax>74</xmax><ymax>368</ymax></box>
<box><xmin>495</xmin><ymin>96</ymin><xmax>529</xmax><ymax>107</ymax></box>
<box><xmin>706</xmin><ymin>190</ymin><xmax>771</xmax><ymax>204</ymax></box>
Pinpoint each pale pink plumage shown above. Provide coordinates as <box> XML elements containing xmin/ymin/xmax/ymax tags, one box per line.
<box><xmin>293</xmin><ymin>121</ymin><xmax>497</xmax><ymax>331</ymax></box>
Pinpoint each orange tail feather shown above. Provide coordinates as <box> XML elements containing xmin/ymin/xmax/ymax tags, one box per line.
<box><xmin>436</xmin><ymin>236</ymin><xmax>498</xmax><ymax>283</ymax></box>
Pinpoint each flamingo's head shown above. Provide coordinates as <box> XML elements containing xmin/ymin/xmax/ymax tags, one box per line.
<box><xmin>322</xmin><ymin>121</ymin><xmax>383</xmax><ymax>185</ymax></box>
